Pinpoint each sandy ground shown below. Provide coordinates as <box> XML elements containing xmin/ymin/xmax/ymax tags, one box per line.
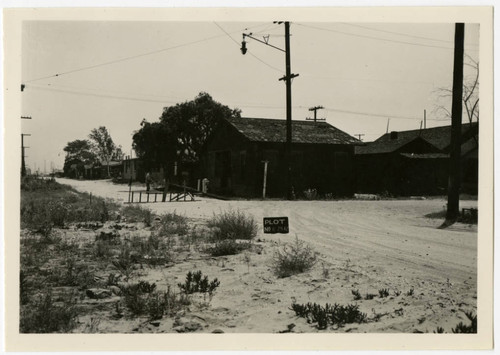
<box><xmin>56</xmin><ymin>178</ymin><xmax>478</xmax><ymax>333</ymax></box>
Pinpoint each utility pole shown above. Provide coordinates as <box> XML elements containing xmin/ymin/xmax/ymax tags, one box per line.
<box><xmin>355</xmin><ymin>134</ymin><xmax>365</xmax><ymax>141</ymax></box>
<box><xmin>423</xmin><ymin>109</ymin><xmax>427</xmax><ymax>129</ymax></box>
<box><xmin>241</xmin><ymin>21</ymin><xmax>298</xmax><ymax>200</ymax></box>
<box><xmin>443</xmin><ymin>23</ymin><xmax>465</xmax><ymax>227</ymax></box>
<box><xmin>21</xmin><ymin>115</ymin><xmax>32</xmax><ymax>177</ymax></box>
<box><xmin>262</xmin><ymin>160</ymin><xmax>269</xmax><ymax>199</ymax></box>
<box><xmin>306</xmin><ymin>106</ymin><xmax>325</xmax><ymax>122</ymax></box>
<box><xmin>21</xmin><ymin>134</ymin><xmax>31</xmax><ymax>177</ymax></box>
<box><xmin>386</xmin><ymin>118</ymin><xmax>390</xmax><ymax>134</ymax></box>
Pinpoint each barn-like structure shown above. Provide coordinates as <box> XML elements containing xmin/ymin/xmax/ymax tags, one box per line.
<box><xmin>200</xmin><ymin>117</ymin><xmax>362</xmax><ymax>198</ymax></box>
<box><xmin>355</xmin><ymin>122</ymin><xmax>478</xmax><ymax>195</ymax></box>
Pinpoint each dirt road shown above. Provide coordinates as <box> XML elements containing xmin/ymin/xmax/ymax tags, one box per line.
<box><xmin>57</xmin><ymin>178</ymin><xmax>478</xmax><ymax>333</ymax></box>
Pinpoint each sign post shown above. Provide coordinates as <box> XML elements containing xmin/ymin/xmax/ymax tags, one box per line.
<box><xmin>263</xmin><ymin>217</ymin><xmax>289</xmax><ymax>234</ymax></box>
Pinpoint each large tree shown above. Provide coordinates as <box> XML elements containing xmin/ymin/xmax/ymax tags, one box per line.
<box><xmin>159</xmin><ymin>92</ymin><xmax>241</xmax><ymax>163</ymax></box>
<box><xmin>133</xmin><ymin>92</ymin><xmax>241</xmax><ymax>182</ymax></box>
<box><xmin>62</xmin><ymin>139</ymin><xmax>98</xmax><ymax>177</ymax></box>
<box><xmin>89</xmin><ymin>126</ymin><xmax>116</xmax><ymax>178</ymax></box>
<box><xmin>434</xmin><ymin>54</ymin><xmax>479</xmax><ymax>126</ymax></box>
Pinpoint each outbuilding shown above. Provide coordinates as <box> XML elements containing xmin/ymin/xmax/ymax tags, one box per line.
<box><xmin>200</xmin><ymin>117</ymin><xmax>362</xmax><ymax>198</ymax></box>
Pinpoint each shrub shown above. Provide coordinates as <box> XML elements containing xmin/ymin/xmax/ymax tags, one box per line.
<box><xmin>303</xmin><ymin>188</ymin><xmax>318</xmax><ymax>200</ymax></box>
<box><xmin>207</xmin><ymin>239</ymin><xmax>251</xmax><ymax>257</ymax></box>
<box><xmin>378</xmin><ymin>288</ymin><xmax>390</xmax><ymax>298</ymax></box>
<box><xmin>20</xmin><ymin>291</ymin><xmax>78</xmax><ymax>333</ymax></box>
<box><xmin>364</xmin><ymin>293</ymin><xmax>377</xmax><ymax>300</ymax></box>
<box><xmin>94</xmin><ymin>240</ymin><xmax>114</xmax><ymax>259</ymax></box>
<box><xmin>271</xmin><ymin>237</ymin><xmax>317</xmax><ymax>278</ymax></box>
<box><xmin>291</xmin><ymin>302</ymin><xmax>367</xmax><ymax>330</ymax></box>
<box><xmin>121</xmin><ymin>283</ymin><xmax>189</xmax><ymax>319</ymax></box>
<box><xmin>351</xmin><ymin>289</ymin><xmax>362</xmax><ymax>301</ymax></box>
<box><xmin>156</xmin><ymin>212</ymin><xmax>188</xmax><ymax>236</ymax></box>
<box><xmin>178</xmin><ymin>271</ymin><xmax>220</xmax><ymax>297</ymax></box>
<box><xmin>122</xmin><ymin>205</ymin><xmax>154</xmax><ymax>226</ymax></box>
<box><xmin>452</xmin><ymin>311</ymin><xmax>477</xmax><ymax>333</ymax></box>
<box><xmin>112</xmin><ymin>244</ymin><xmax>135</xmax><ymax>280</ymax></box>
<box><xmin>49</xmin><ymin>255</ymin><xmax>95</xmax><ymax>289</ymax></box>
<box><xmin>208</xmin><ymin>210</ymin><xmax>257</xmax><ymax>241</ymax></box>
<box><xmin>21</xmin><ymin>183</ymin><xmax>118</xmax><ymax>234</ymax></box>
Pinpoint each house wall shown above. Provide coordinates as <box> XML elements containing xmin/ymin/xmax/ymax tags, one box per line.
<box><xmin>203</xmin><ymin>123</ymin><xmax>356</xmax><ymax>198</ymax></box>
<box><xmin>355</xmin><ymin>153</ymin><xmax>449</xmax><ymax>196</ymax></box>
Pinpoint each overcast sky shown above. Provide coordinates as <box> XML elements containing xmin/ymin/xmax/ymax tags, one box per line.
<box><xmin>20</xmin><ymin>21</ymin><xmax>479</xmax><ymax>172</ymax></box>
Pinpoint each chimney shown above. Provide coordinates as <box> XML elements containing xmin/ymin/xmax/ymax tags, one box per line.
<box><xmin>390</xmin><ymin>131</ymin><xmax>398</xmax><ymax>140</ymax></box>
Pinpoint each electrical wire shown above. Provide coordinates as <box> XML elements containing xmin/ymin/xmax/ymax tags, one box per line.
<box><xmin>295</xmin><ymin>22</ymin><xmax>460</xmax><ymax>50</ymax></box>
<box><xmin>340</xmin><ymin>22</ymin><xmax>479</xmax><ymax>48</ymax></box>
<box><xmin>321</xmin><ymin>107</ymin><xmax>427</xmax><ymax>121</ymax></box>
<box><xmin>28</xmin><ymin>84</ymin><xmax>179</xmax><ymax>104</ymax></box>
<box><xmin>27</xmin><ymin>82</ymin><xmax>447</xmax><ymax>122</ymax></box>
<box><xmin>24</xmin><ymin>22</ymin><xmax>273</xmax><ymax>84</ymax></box>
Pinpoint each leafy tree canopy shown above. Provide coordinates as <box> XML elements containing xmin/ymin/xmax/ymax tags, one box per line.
<box><xmin>62</xmin><ymin>139</ymin><xmax>98</xmax><ymax>174</ymax></box>
<box><xmin>133</xmin><ymin>92</ymin><xmax>241</xmax><ymax>169</ymax></box>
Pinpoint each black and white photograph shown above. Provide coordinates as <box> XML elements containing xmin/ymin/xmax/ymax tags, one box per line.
<box><xmin>2</xmin><ymin>5</ymin><xmax>494</xmax><ymax>352</ymax></box>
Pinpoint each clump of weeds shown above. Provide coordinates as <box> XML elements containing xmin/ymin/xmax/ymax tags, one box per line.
<box><xmin>206</xmin><ymin>239</ymin><xmax>251</xmax><ymax>257</ymax></box>
<box><xmin>156</xmin><ymin>212</ymin><xmax>189</xmax><ymax>236</ymax></box>
<box><xmin>208</xmin><ymin>210</ymin><xmax>257</xmax><ymax>241</ymax></box>
<box><xmin>120</xmin><ymin>283</ymin><xmax>189</xmax><ymax>319</ymax></box>
<box><xmin>271</xmin><ymin>236</ymin><xmax>317</xmax><ymax>278</ymax></box>
<box><xmin>351</xmin><ymin>289</ymin><xmax>362</xmax><ymax>301</ymax></box>
<box><xmin>121</xmin><ymin>204</ymin><xmax>154</xmax><ymax>226</ymax></box>
<box><xmin>364</xmin><ymin>293</ymin><xmax>377</xmax><ymax>300</ymax></box>
<box><xmin>378</xmin><ymin>288</ymin><xmax>390</xmax><ymax>298</ymax></box>
<box><xmin>452</xmin><ymin>311</ymin><xmax>477</xmax><ymax>333</ymax></box>
<box><xmin>178</xmin><ymin>270</ymin><xmax>220</xmax><ymax>300</ymax></box>
<box><xmin>291</xmin><ymin>301</ymin><xmax>367</xmax><ymax>330</ymax></box>
<box><xmin>20</xmin><ymin>291</ymin><xmax>78</xmax><ymax>333</ymax></box>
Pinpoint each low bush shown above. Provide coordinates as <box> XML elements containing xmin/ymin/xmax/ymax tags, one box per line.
<box><xmin>121</xmin><ymin>282</ymin><xmax>189</xmax><ymax>319</ymax></box>
<box><xmin>208</xmin><ymin>210</ymin><xmax>257</xmax><ymax>241</ymax></box>
<box><xmin>378</xmin><ymin>288</ymin><xmax>390</xmax><ymax>298</ymax></box>
<box><xmin>351</xmin><ymin>289</ymin><xmax>362</xmax><ymax>301</ymax></box>
<box><xmin>21</xmin><ymin>182</ymin><xmax>117</xmax><ymax>233</ymax></box>
<box><xmin>303</xmin><ymin>188</ymin><xmax>318</xmax><ymax>200</ymax></box>
<box><xmin>20</xmin><ymin>291</ymin><xmax>78</xmax><ymax>333</ymax></box>
<box><xmin>156</xmin><ymin>212</ymin><xmax>189</xmax><ymax>236</ymax></box>
<box><xmin>112</xmin><ymin>244</ymin><xmax>135</xmax><ymax>280</ymax></box>
<box><xmin>121</xmin><ymin>205</ymin><xmax>154</xmax><ymax>226</ymax></box>
<box><xmin>291</xmin><ymin>301</ymin><xmax>367</xmax><ymax>330</ymax></box>
<box><xmin>47</xmin><ymin>255</ymin><xmax>96</xmax><ymax>289</ymax></box>
<box><xmin>271</xmin><ymin>237</ymin><xmax>317</xmax><ymax>278</ymax></box>
<box><xmin>207</xmin><ymin>239</ymin><xmax>251</xmax><ymax>257</ymax></box>
<box><xmin>452</xmin><ymin>311</ymin><xmax>477</xmax><ymax>333</ymax></box>
<box><xmin>178</xmin><ymin>271</ymin><xmax>220</xmax><ymax>296</ymax></box>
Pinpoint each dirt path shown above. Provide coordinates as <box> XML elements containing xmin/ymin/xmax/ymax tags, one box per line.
<box><xmin>57</xmin><ymin>178</ymin><xmax>478</xmax><ymax>333</ymax></box>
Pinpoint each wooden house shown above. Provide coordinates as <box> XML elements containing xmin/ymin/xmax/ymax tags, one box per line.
<box><xmin>201</xmin><ymin>117</ymin><xmax>362</xmax><ymax>198</ymax></box>
<box><xmin>355</xmin><ymin>122</ymin><xmax>478</xmax><ymax>195</ymax></box>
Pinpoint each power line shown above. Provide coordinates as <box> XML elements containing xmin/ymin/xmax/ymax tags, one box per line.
<box><xmin>295</xmin><ymin>23</ymin><xmax>462</xmax><ymax>50</ymax></box>
<box><xmin>29</xmin><ymin>82</ymin><xmax>188</xmax><ymax>101</ymax></box>
<box><xmin>322</xmin><ymin>107</ymin><xmax>430</xmax><ymax>121</ymax></box>
<box><xmin>26</xmin><ymin>82</ymin><xmax>449</xmax><ymax>123</ymax></box>
<box><xmin>28</xmin><ymin>84</ymin><xmax>179</xmax><ymax>104</ymax></box>
<box><xmin>340</xmin><ymin>22</ymin><xmax>479</xmax><ymax>48</ymax></box>
<box><xmin>24</xmin><ymin>22</ymin><xmax>272</xmax><ymax>83</ymax></box>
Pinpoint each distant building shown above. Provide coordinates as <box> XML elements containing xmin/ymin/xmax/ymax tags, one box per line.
<box><xmin>201</xmin><ymin>117</ymin><xmax>362</xmax><ymax>198</ymax></box>
<box><xmin>123</xmin><ymin>157</ymin><xmax>144</xmax><ymax>182</ymax></box>
<box><xmin>355</xmin><ymin>122</ymin><xmax>478</xmax><ymax>195</ymax></box>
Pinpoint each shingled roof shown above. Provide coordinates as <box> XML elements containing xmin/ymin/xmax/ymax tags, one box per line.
<box><xmin>225</xmin><ymin>117</ymin><xmax>361</xmax><ymax>145</ymax></box>
<box><xmin>356</xmin><ymin>122</ymin><xmax>478</xmax><ymax>155</ymax></box>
